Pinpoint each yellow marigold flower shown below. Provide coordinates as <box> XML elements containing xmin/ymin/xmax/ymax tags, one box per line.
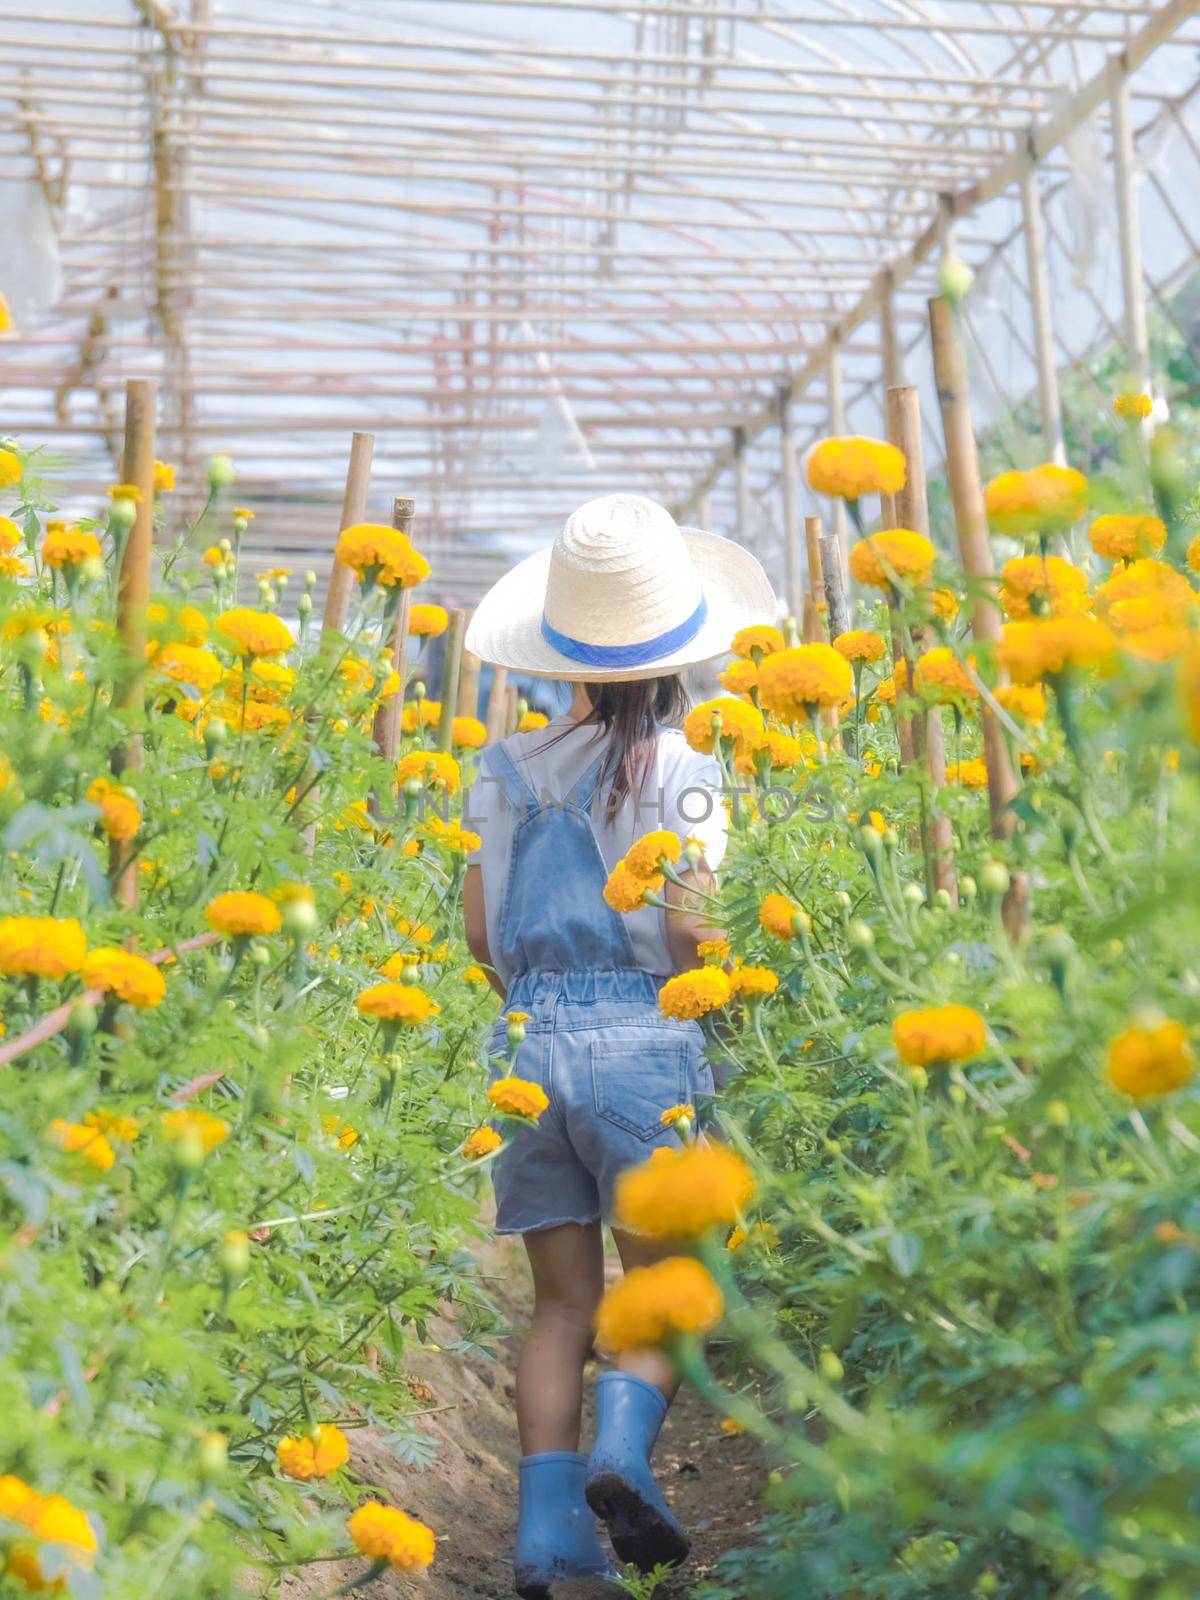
<box><xmin>984</xmin><ymin>464</ymin><xmax>1088</xmax><ymax>536</ymax></box>
<box><xmin>944</xmin><ymin>759</ymin><xmax>988</xmax><ymax>788</ymax></box>
<box><xmin>696</xmin><ymin>939</ymin><xmax>730</xmax><ymax>964</ymax></box>
<box><xmin>873</xmin><ymin>676</ymin><xmax>897</xmax><ymax>706</ymax></box>
<box><xmin>719</xmin><ymin>659</ymin><xmax>758</xmax><ymax>698</ymax></box>
<box><xmin>451</xmin><ymin>715</ymin><xmax>487</xmax><ymax>749</ymax></box>
<box><xmin>660</xmin><ymin>1103</ymin><xmax>695</xmax><ymax>1129</ymax></box>
<box><xmin>84</xmin><ymin>1109</ymin><xmax>140</xmax><ymax>1142</ymax></box>
<box><xmin>995</xmin><ymin>682</ymin><xmax>1047</xmax><ymax>724</ymax></box>
<box><xmin>487</xmin><ymin>1075</ymin><xmax>550</xmax><ymax>1119</ymax></box>
<box><xmin>108</xmin><ymin>482</ymin><xmax>143</xmax><ymax>503</ymax></box>
<box><xmin>1114</xmin><ymin>390</ymin><xmax>1153</xmax><ymax>420</ymax></box>
<box><xmin>683</xmin><ymin>696</ymin><xmax>764</xmax><ymax>759</ymax></box>
<box><xmin>153</xmin><ymin>460</ymin><xmax>176</xmax><ymax>493</ymax></box>
<box><xmin>203</xmin><ymin>545</ymin><xmax>224</xmax><ymax>568</ymax></box>
<box><xmin>42</xmin><ymin>524</ymin><xmax>101</xmax><ymax>571</ymax></box>
<box><xmin>1089</xmin><ymin>513</ymin><xmax>1166</xmax><ymax>563</ymax></box>
<box><xmin>603</xmin><ymin>861</ymin><xmax>661</xmax><ymax>913</ymax></box>
<box><xmin>206</xmin><ymin>890</ymin><xmax>281</xmax><ymax>937</ymax></box>
<box><xmin>731</xmin><ymin>624</ymin><xmax>786</xmax><ymax>660</ymax></box>
<box><xmin>659</xmin><ymin>966</ymin><xmax>732</xmax><ymax>1020</ymax></box>
<box><xmin>721</xmin><ymin>1418</ymin><xmax>748</xmax><ymax>1437</ymax></box>
<box><xmin>276</xmin><ymin>1423</ymin><xmax>350</xmax><ymax>1481</ymax></box>
<box><xmin>625</xmin><ymin>829</ymin><xmax>682</xmax><ymax>879</ymax></box>
<box><xmin>930</xmin><ymin>587</ymin><xmax>959</xmax><ymax>622</ymax></box>
<box><xmin>1106</xmin><ymin>1019</ymin><xmax>1193</xmax><ymax>1100</ymax></box>
<box><xmin>1095</xmin><ymin>559</ymin><xmax>1196</xmax><ymax>633</ymax></box>
<box><xmin>25</xmin><ymin>1491</ymin><xmax>98</xmax><ymax>1558</ymax></box>
<box><xmin>0</xmin><ymin>916</ymin><xmax>87</xmax><ymax>979</ymax></box>
<box><xmin>595</xmin><ymin>1256</ymin><xmax>723</xmax><ymax>1351</ymax></box>
<box><xmin>336</xmin><ymin>523</ymin><xmax>430</xmax><ymax>589</ymax></box>
<box><xmin>408</xmin><ymin>603</ymin><xmax>448</xmax><ymax>637</ymax></box>
<box><xmin>462</xmin><ymin>965</ymin><xmax>488</xmax><ymax>985</ymax></box>
<box><xmin>729</xmin><ymin>964</ymin><xmax>779</xmax><ymax>1001</ymax></box>
<box><xmin>893</xmin><ymin>1003</ymin><xmax>986</xmax><ymax>1067</ymax></box>
<box><xmin>758</xmin><ymin>643</ymin><xmax>852</xmax><ymax>719</ymax></box>
<box><xmin>999</xmin><ymin>555</ymin><xmax>1090</xmax><ymax>621</ymax></box>
<box><xmin>231</xmin><ymin>658</ymin><xmax>296</xmax><ymax>701</ymax></box>
<box><xmin>321</xmin><ymin>1114</ymin><xmax>359</xmax><ymax>1149</ymax></box>
<box><xmin>214</xmin><ymin>607</ymin><xmax>294</xmax><ymax>658</ymax></box>
<box><xmin>424</xmin><ymin>815</ymin><xmax>481</xmax><ymax>853</ymax></box>
<box><xmin>807</xmin><ymin>436</ymin><xmax>906</xmax><ymax>500</ymax></box>
<box><xmin>0</xmin><ymin>552</ymin><xmax>29</xmax><ymax>579</ymax></box>
<box><xmin>234</xmin><ymin>507</ymin><xmax>255</xmax><ymax>523</ymax></box>
<box><xmin>518</xmin><ymin>710</ymin><xmax>549</xmax><ymax>732</ymax></box>
<box><xmin>0</xmin><ymin>448</ymin><xmax>21</xmax><ymax>488</ymax></box>
<box><xmin>734</xmin><ymin>727</ymin><xmax>813</xmax><ymax>777</ymax></box>
<box><xmin>401</xmin><ymin>697</ymin><xmax>440</xmax><ymax>733</ymax></box>
<box><xmin>348</xmin><ymin>1503</ymin><xmax>436</xmax><ymax>1571</ymax></box>
<box><xmin>999</xmin><ymin>616</ymin><xmax>1117</xmax><ymax>684</ymax></box>
<box><xmin>0</xmin><ymin>1475</ymin><xmax>39</xmax><ymax>1524</ymax></box>
<box><xmin>833</xmin><ymin>630</ymin><xmax>886</xmax><ymax>665</ymax></box>
<box><xmin>356</xmin><ymin>982</ymin><xmax>439</xmax><ymax>1024</ymax></box>
<box><xmin>85</xmin><ymin>777</ymin><xmax>141</xmax><ymax>841</ymax></box>
<box><xmin>462</xmin><ymin>1126</ymin><xmax>503</xmax><ymax>1160</ymax></box>
<box><xmin>759</xmin><ymin>892</ymin><xmax>806</xmax><ymax>940</ymax></box>
<box><xmin>727</xmin><ymin>1222</ymin><xmax>778</xmax><ymax>1253</ymax></box>
<box><xmin>82</xmin><ymin>947</ymin><xmax>165</xmax><ymax>1008</ymax></box>
<box><xmin>162</xmin><ymin>1107</ymin><xmax>230</xmax><ymax>1153</ymax></box>
<box><xmin>848</xmin><ymin>529</ymin><xmax>935</xmax><ymax>591</ymax></box>
<box><xmin>338</xmin><ymin>654</ymin><xmax>376</xmax><ymax>694</ymax></box>
<box><xmin>47</xmin><ymin>1119</ymin><xmax>116</xmax><ymax>1172</ymax></box>
<box><xmin>396</xmin><ymin>749</ymin><xmax>460</xmax><ymax>795</ymax></box>
<box><xmin>614</xmin><ymin>1145</ymin><xmax>755</xmax><ymax>1241</ymax></box>
<box><xmin>913</xmin><ymin>646</ymin><xmax>977</xmax><ymax>707</ymax></box>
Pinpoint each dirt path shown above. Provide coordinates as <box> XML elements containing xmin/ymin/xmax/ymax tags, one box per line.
<box><xmin>284</xmin><ymin>1235</ymin><xmax>763</xmax><ymax>1599</ymax></box>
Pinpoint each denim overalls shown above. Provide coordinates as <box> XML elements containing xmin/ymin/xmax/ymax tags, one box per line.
<box><xmin>481</xmin><ymin>739</ymin><xmax>713</xmax><ymax>1234</ymax></box>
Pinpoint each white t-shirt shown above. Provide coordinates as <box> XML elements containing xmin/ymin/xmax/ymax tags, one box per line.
<box><xmin>464</xmin><ymin>716</ymin><xmax>727</xmax><ymax>984</ymax></box>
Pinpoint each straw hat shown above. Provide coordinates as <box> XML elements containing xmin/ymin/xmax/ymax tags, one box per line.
<box><xmin>465</xmin><ymin>493</ymin><xmax>777</xmax><ymax>682</ymax></box>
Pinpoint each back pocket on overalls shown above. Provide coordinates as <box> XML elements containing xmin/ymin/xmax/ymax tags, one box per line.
<box><xmin>591</xmin><ymin>1027</ymin><xmax>690</xmax><ymax>1142</ymax></box>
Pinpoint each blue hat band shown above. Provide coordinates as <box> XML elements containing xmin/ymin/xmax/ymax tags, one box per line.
<box><xmin>540</xmin><ymin>594</ymin><xmax>709</xmax><ymax>669</ymax></box>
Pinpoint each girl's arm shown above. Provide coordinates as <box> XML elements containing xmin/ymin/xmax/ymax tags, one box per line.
<box><xmin>664</xmin><ymin>862</ymin><xmax>722</xmax><ymax>973</ymax></box>
<box><xmin>463</xmin><ymin>863</ymin><xmax>507</xmax><ymax>1000</ymax></box>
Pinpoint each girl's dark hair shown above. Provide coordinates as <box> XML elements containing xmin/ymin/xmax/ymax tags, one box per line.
<box><xmin>583</xmin><ymin>676</ymin><xmax>688</xmax><ymax>819</ymax></box>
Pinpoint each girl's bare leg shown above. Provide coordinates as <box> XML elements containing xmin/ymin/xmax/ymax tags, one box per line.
<box><xmin>517</xmin><ymin>1221</ymin><xmax>605</xmax><ymax>1455</ymax></box>
<box><xmin>610</xmin><ymin>1228</ymin><xmax>683</xmax><ymax>1401</ymax></box>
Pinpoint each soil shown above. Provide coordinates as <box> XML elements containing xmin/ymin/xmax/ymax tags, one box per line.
<box><xmin>283</xmin><ymin>1234</ymin><xmax>763</xmax><ymax>1599</ymax></box>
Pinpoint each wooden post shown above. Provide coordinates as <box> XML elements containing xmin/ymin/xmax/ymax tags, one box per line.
<box><xmin>733</xmin><ymin>426</ymin><xmax>750</xmax><ymax>546</ymax></box>
<box><xmin>1019</xmin><ymin>164</ymin><xmax>1066</xmax><ymax>464</ymax></box>
<box><xmin>879</xmin><ymin>268</ymin><xmax>902</xmax><ymax>393</ymax></box>
<box><xmin>827</xmin><ymin>340</ymin><xmax>850</xmax><ymax>557</ymax></box>
<box><xmin>1110</xmin><ymin>65</ymin><xmax>1150</xmax><ymax>389</ymax></box>
<box><xmin>321</xmin><ymin>431</ymin><xmax>375</xmax><ymax>637</ymax></box>
<box><xmin>818</xmin><ymin>531</ymin><xmax>850</xmax><ymax>644</ymax></box>
<box><xmin>886</xmin><ymin>383</ymin><xmax>956</xmax><ymax>899</ymax></box>
<box><xmin>484</xmin><ymin>666</ymin><xmax>509</xmax><ymax>744</ymax></box>
<box><xmin>505</xmin><ymin>684</ymin><xmax>520</xmax><ymax>737</ymax></box>
<box><xmin>371</xmin><ymin>497</ymin><xmax>417</xmax><ymax>765</ymax></box>
<box><xmin>803</xmin><ymin>515</ymin><xmax>825</xmax><ymax>643</ymax></box>
<box><xmin>112</xmin><ymin>378</ymin><xmax>157</xmax><ymax>910</ymax></box>
<box><xmin>457</xmin><ymin>636</ymin><xmax>481</xmax><ymax>719</ymax></box>
<box><xmin>436</xmin><ymin>609</ymin><xmax>468</xmax><ymax>751</ymax></box>
<box><xmin>929</xmin><ymin>297</ymin><xmax>1025</xmax><ymax>930</ymax></box>
<box><xmin>778</xmin><ymin>386</ymin><xmax>802</xmax><ymax>622</ymax></box>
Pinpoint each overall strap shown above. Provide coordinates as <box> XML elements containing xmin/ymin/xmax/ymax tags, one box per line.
<box><xmin>574</xmin><ymin>752</ymin><xmax>609</xmax><ymax>816</ymax></box>
<box><xmin>480</xmin><ymin>742</ymin><xmax>539</xmax><ymax>814</ymax></box>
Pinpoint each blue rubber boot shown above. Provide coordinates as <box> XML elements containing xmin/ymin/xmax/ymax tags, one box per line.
<box><xmin>585</xmin><ymin>1371</ymin><xmax>689</xmax><ymax>1574</ymax></box>
<box><xmin>514</xmin><ymin>1451</ymin><xmax>617</xmax><ymax>1599</ymax></box>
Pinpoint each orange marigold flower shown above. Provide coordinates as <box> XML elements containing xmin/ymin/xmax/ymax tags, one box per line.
<box><xmin>47</xmin><ymin>1119</ymin><xmax>116</xmax><ymax>1172</ymax></box>
<box><xmin>336</xmin><ymin>524</ymin><xmax>430</xmax><ymax>589</ymax></box>
<box><xmin>355</xmin><ymin>982</ymin><xmax>439</xmax><ymax>1024</ymax></box>
<box><xmin>914</xmin><ymin>646</ymin><xmax>977</xmax><ymax>706</ymax></box>
<box><xmin>759</xmin><ymin>892</ymin><xmax>808</xmax><ymax>940</ymax></box>
<box><xmin>807</xmin><ymin>436</ymin><xmax>906</xmax><ymax>500</ymax></box>
<box><xmin>1114</xmin><ymin>391</ymin><xmax>1153</xmax><ymax>421</ymax></box>
<box><xmin>616</xmin><ymin>1141</ymin><xmax>754</xmax><ymax>1238</ymax></box>
<box><xmin>999</xmin><ymin>616</ymin><xmax>1117</xmax><ymax>684</ymax></box>
<box><xmin>1105</xmin><ymin>1019</ymin><xmax>1193</xmax><ymax>1100</ymax></box>
<box><xmin>462</xmin><ymin>1126</ymin><xmax>502</xmax><ymax>1160</ymax></box>
<box><xmin>277</xmin><ymin>1424</ymin><xmax>350</xmax><ymax>1481</ymax></box>
<box><xmin>719</xmin><ymin>658</ymin><xmax>758</xmax><ymax>698</ymax></box>
<box><xmin>944</xmin><ymin>759</ymin><xmax>989</xmax><ymax>788</ymax></box>
<box><xmin>401</xmin><ymin>698</ymin><xmax>440</xmax><ymax>734</ymax></box>
<box><xmin>659</xmin><ymin>966</ymin><xmax>732</xmax><ymax>1020</ymax></box>
<box><xmin>0</xmin><ymin>916</ymin><xmax>87</xmax><ymax>979</ymax></box>
<box><xmin>999</xmin><ymin>555</ymin><xmax>1090</xmax><ymax>620</ymax></box>
<box><xmin>153</xmin><ymin>460</ymin><xmax>176</xmax><ymax>493</ymax></box>
<box><xmin>1095</xmin><ymin>559</ymin><xmax>1196</xmax><ymax>633</ymax></box>
<box><xmin>734</xmin><ymin>727</ymin><xmax>813</xmax><ymax>776</ymax></box>
<box><xmin>603</xmin><ymin>861</ymin><xmax>662</xmax><ymax>913</ymax></box>
<box><xmin>518</xmin><ymin>709</ymin><xmax>549</xmax><ymax>732</ymax></box>
<box><xmin>162</xmin><ymin>1108</ymin><xmax>230</xmax><ymax>1154</ymax></box>
<box><xmin>214</xmin><ymin>607</ymin><xmax>294</xmax><ymax>657</ymax></box>
<box><xmin>757</xmin><ymin>644</ymin><xmax>852</xmax><ymax>719</ymax></box>
<box><xmin>683</xmin><ymin>696</ymin><xmax>764</xmax><ymax>759</ymax></box>
<box><xmin>1089</xmin><ymin>513</ymin><xmax>1166</xmax><ymax>563</ymax></box>
<box><xmin>848</xmin><ymin>528</ymin><xmax>935</xmax><ymax>591</ymax></box>
<box><xmin>729</xmin><ymin>964</ymin><xmax>778</xmax><ymax>1001</ymax></box>
<box><xmin>85</xmin><ymin>777</ymin><xmax>141</xmax><ymax>841</ymax></box>
<box><xmin>893</xmin><ymin>1003</ymin><xmax>986</xmax><ymax>1067</ymax></box>
<box><xmin>595</xmin><ymin>1256</ymin><xmax>723</xmax><ymax>1351</ymax></box>
<box><xmin>0</xmin><ymin>448</ymin><xmax>22</xmax><ymax>488</ymax></box>
<box><xmin>660</xmin><ymin>1103</ymin><xmax>695</xmax><ymax>1129</ymax></box>
<box><xmin>730</xmin><ymin>624</ymin><xmax>786</xmax><ymax>660</ymax></box>
<box><xmin>82</xmin><ymin>946</ymin><xmax>166</xmax><ymax>1007</ymax></box>
<box><xmin>408</xmin><ymin>603</ymin><xmax>448</xmax><ymax>637</ymax></box>
<box><xmin>984</xmin><ymin>464</ymin><xmax>1088</xmax><ymax>537</ymax></box>
<box><xmin>42</xmin><ymin>524</ymin><xmax>101</xmax><ymax>571</ymax></box>
<box><xmin>929</xmin><ymin>587</ymin><xmax>959</xmax><ymax>623</ymax></box>
<box><xmin>206</xmin><ymin>890</ymin><xmax>281</xmax><ymax>937</ymax></box>
<box><xmin>348</xmin><ymin>1503</ymin><xmax>436</xmax><ymax>1571</ymax></box>
<box><xmin>625</xmin><ymin>830</ymin><xmax>682</xmax><ymax>879</ymax></box>
<box><xmin>833</xmin><ymin>630</ymin><xmax>887</xmax><ymax>665</ymax></box>
<box><xmin>451</xmin><ymin>716</ymin><xmax>487</xmax><ymax>749</ymax></box>
<box><xmin>487</xmin><ymin>1075</ymin><xmax>549</xmax><ymax>1119</ymax></box>
<box><xmin>396</xmin><ymin>749</ymin><xmax>460</xmax><ymax>795</ymax></box>
<box><xmin>995</xmin><ymin>682</ymin><xmax>1047</xmax><ymax>724</ymax></box>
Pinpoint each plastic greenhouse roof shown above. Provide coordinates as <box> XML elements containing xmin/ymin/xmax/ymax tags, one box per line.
<box><xmin>3</xmin><ymin>0</ymin><xmax>1200</xmax><ymax>604</ymax></box>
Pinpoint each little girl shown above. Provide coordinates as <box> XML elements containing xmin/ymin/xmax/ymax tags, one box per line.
<box><xmin>462</xmin><ymin>493</ymin><xmax>775</xmax><ymax>1597</ymax></box>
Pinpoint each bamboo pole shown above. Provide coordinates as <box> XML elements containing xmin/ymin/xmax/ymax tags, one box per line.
<box><xmin>1110</xmin><ymin>64</ymin><xmax>1151</xmax><ymax>389</ymax></box>
<box><xmin>111</xmin><ymin>378</ymin><xmax>157</xmax><ymax>911</ymax></box>
<box><xmin>484</xmin><ymin>666</ymin><xmax>509</xmax><ymax>744</ymax></box>
<box><xmin>879</xmin><ymin>268</ymin><xmax>902</xmax><ymax>392</ymax></box>
<box><xmin>803</xmin><ymin>515</ymin><xmax>825</xmax><ymax>643</ymax></box>
<box><xmin>818</xmin><ymin>530</ymin><xmax>849</xmax><ymax>644</ymax></box>
<box><xmin>778</xmin><ymin>386</ymin><xmax>802</xmax><ymax>621</ymax></box>
<box><xmin>886</xmin><ymin>383</ymin><xmax>956</xmax><ymax>899</ymax></box>
<box><xmin>436</xmin><ymin>609</ymin><xmax>468</xmax><ymax>751</ymax></box>
<box><xmin>504</xmin><ymin>684</ymin><xmax>520</xmax><ymax>737</ymax></box>
<box><xmin>320</xmin><ymin>430</ymin><xmax>375</xmax><ymax>637</ymax></box>
<box><xmin>929</xmin><ymin>297</ymin><xmax>1025</xmax><ymax>931</ymax></box>
<box><xmin>1019</xmin><ymin>163</ymin><xmax>1066</xmax><ymax>465</ymax></box>
<box><xmin>372</xmin><ymin>497</ymin><xmax>416</xmax><ymax>765</ymax></box>
<box><xmin>457</xmin><ymin>639</ymin><xmax>481</xmax><ymax>718</ymax></box>
<box><xmin>826</xmin><ymin>339</ymin><xmax>850</xmax><ymax>556</ymax></box>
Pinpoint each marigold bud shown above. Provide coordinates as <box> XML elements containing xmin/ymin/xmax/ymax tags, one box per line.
<box><xmin>207</xmin><ymin>454</ymin><xmax>235</xmax><ymax>490</ymax></box>
<box><xmin>959</xmin><ymin>875</ymin><xmax>977</xmax><ymax>901</ymax></box>
<box><xmin>297</xmin><ymin>593</ymin><xmax>312</xmax><ymax>619</ymax></box>
<box><xmin>818</xmin><ymin>1347</ymin><xmax>844</xmax><ymax>1383</ymax></box>
<box><xmin>221</xmin><ymin>1228</ymin><xmax>250</xmax><ymax>1280</ymax></box>
<box><xmin>67</xmin><ymin>998</ymin><xmax>99</xmax><ymax>1041</ymax></box>
<box><xmin>847</xmin><ymin>919</ymin><xmax>874</xmax><ymax>951</ymax></box>
<box><xmin>933</xmin><ymin>888</ymin><xmax>952</xmax><ymax>910</ymax></box>
<box><xmin>980</xmin><ymin>860</ymin><xmax>1010</xmax><ymax>896</ymax></box>
<box><xmin>902</xmin><ymin>882</ymin><xmax>925</xmax><ymax>906</ymax></box>
<box><xmin>200</xmin><ymin>1431</ymin><xmax>228</xmax><ymax>1478</ymax></box>
<box><xmin>282</xmin><ymin>897</ymin><xmax>318</xmax><ymax>937</ymax></box>
<box><xmin>204</xmin><ymin>717</ymin><xmax>229</xmax><ymax>756</ymax></box>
